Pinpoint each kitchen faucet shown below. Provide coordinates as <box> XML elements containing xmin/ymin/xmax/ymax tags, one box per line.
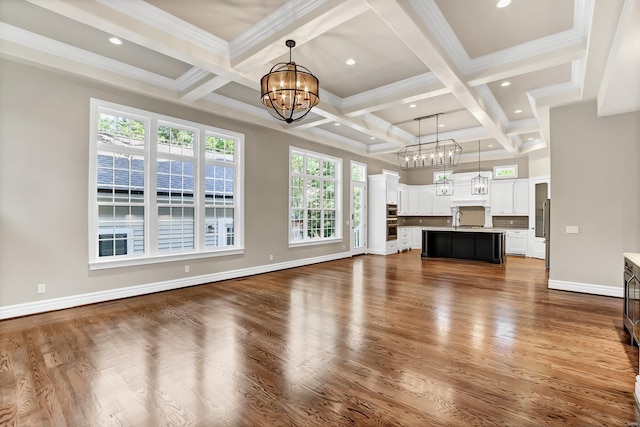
<box><xmin>455</xmin><ymin>210</ymin><xmax>462</xmax><ymax>229</ymax></box>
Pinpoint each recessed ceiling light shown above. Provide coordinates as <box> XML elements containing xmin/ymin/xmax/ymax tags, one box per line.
<box><xmin>370</xmin><ymin>136</ymin><xmax>375</xmax><ymax>140</ymax></box>
<box><xmin>527</xmin><ymin>137</ymin><xmax>534</xmax><ymax>141</ymax></box>
<box><xmin>488</xmin><ymin>144</ymin><xmax>494</xmax><ymax>148</ymax></box>
<box><xmin>109</xmin><ymin>37</ymin><xmax>122</xmax><ymax>45</ymax></box>
<box><xmin>500</xmin><ymin>81</ymin><xmax>511</xmax><ymax>87</ymax></box>
<box><xmin>514</xmin><ymin>109</ymin><xmax>523</xmax><ymax>114</ymax></box>
<box><xmin>346</xmin><ymin>58</ymin><xmax>356</xmax><ymax>66</ymax></box>
<box><xmin>334</xmin><ymin>123</ymin><xmax>340</xmax><ymax>126</ymax></box>
<box><xmin>438</xmin><ymin>124</ymin><xmax>445</xmax><ymax>127</ymax></box>
<box><xmin>496</xmin><ymin>0</ymin><xmax>511</xmax><ymax>8</ymax></box>
<box><xmin>409</xmin><ymin>104</ymin><xmax>417</xmax><ymax>108</ymax></box>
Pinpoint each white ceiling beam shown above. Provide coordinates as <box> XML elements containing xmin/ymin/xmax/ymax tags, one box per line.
<box><xmin>180</xmin><ymin>75</ymin><xmax>231</xmax><ymax>102</ymax></box>
<box><xmin>581</xmin><ymin>0</ymin><xmax>625</xmax><ymax>101</ymax></box>
<box><xmin>342</xmin><ymin>84</ymin><xmax>450</xmax><ymax>117</ymax></box>
<box><xmin>230</xmin><ymin>0</ymin><xmax>370</xmax><ymax>73</ymax></box>
<box><xmin>24</xmin><ymin>0</ymin><xmax>255</xmax><ymax>88</ymax></box>
<box><xmin>465</xmin><ymin>43</ymin><xmax>586</xmax><ymax>87</ymax></box>
<box><xmin>365</xmin><ymin>0</ymin><xmax>517</xmax><ymax>154</ymax></box>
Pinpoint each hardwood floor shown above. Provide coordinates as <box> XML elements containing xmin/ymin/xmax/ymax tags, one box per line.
<box><xmin>1</xmin><ymin>253</ymin><xmax>638</xmax><ymax>426</ymax></box>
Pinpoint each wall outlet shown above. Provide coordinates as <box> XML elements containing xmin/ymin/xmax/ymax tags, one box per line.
<box><xmin>419</xmin><ymin>219</ymin><xmax>422</xmax><ymax>223</ymax></box>
<box><xmin>184</xmin><ymin>265</ymin><xmax>190</xmax><ymax>273</ymax></box>
<box><xmin>566</xmin><ymin>226</ymin><xmax>579</xmax><ymax>234</ymax></box>
<box><xmin>37</xmin><ymin>283</ymin><xmax>46</xmax><ymax>294</ymax></box>
<box><xmin>446</xmin><ymin>219</ymin><xmax>450</xmax><ymax>224</ymax></box>
<box><xmin>509</xmin><ymin>220</ymin><xmax>513</xmax><ymax>225</ymax></box>
<box><xmin>269</xmin><ymin>254</ymin><xmax>273</xmax><ymax>261</ymax></box>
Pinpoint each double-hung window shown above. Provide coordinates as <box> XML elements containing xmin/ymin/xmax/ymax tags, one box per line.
<box><xmin>289</xmin><ymin>147</ymin><xmax>342</xmax><ymax>246</ymax></box>
<box><xmin>89</xmin><ymin>99</ymin><xmax>244</xmax><ymax>269</ymax></box>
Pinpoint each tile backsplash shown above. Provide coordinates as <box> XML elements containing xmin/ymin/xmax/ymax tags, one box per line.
<box><xmin>492</xmin><ymin>216</ymin><xmax>529</xmax><ymax>229</ymax></box>
<box><xmin>400</xmin><ymin>216</ymin><xmax>451</xmax><ymax>226</ymax></box>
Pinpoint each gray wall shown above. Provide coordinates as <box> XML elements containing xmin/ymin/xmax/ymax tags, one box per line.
<box><xmin>0</xmin><ymin>59</ymin><xmax>392</xmax><ymax>308</ymax></box>
<box><xmin>550</xmin><ymin>101</ymin><xmax>640</xmax><ymax>288</ymax></box>
<box><xmin>403</xmin><ymin>156</ymin><xmax>529</xmax><ymax>185</ymax></box>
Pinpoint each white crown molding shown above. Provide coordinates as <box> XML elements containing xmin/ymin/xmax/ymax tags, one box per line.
<box><xmin>411</xmin><ymin>0</ymin><xmax>591</xmax><ymax>75</ymax></box>
<box><xmin>548</xmin><ymin>279</ymin><xmax>622</xmax><ymax>298</ymax></box>
<box><xmin>175</xmin><ymin>67</ymin><xmax>210</xmax><ymax>92</ymax></box>
<box><xmin>229</xmin><ymin>0</ymin><xmax>328</xmax><ymax>58</ymax></box>
<box><xmin>0</xmin><ymin>23</ymin><xmax>177</xmax><ymax>89</ymax></box>
<box><xmin>0</xmin><ymin>252</ymin><xmax>351</xmax><ymax>320</ymax></box>
<box><xmin>97</xmin><ymin>0</ymin><xmax>229</xmax><ymax>56</ymax></box>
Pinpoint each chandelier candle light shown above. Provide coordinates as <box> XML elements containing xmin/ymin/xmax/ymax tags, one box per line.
<box><xmin>397</xmin><ymin>113</ymin><xmax>462</xmax><ymax>171</ymax></box>
<box><xmin>471</xmin><ymin>140</ymin><xmax>489</xmax><ymax>195</ymax></box>
<box><xmin>260</xmin><ymin>40</ymin><xmax>320</xmax><ymax>124</ymax></box>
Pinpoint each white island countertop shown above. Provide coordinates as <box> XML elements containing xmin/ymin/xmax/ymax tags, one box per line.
<box><xmin>624</xmin><ymin>253</ymin><xmax>640</xmax><ymax>266</ymax></box>
<box><xmin>422</xmin><ymin>227</ymin><xmax>507</xmax><ymax>234</ymax></box>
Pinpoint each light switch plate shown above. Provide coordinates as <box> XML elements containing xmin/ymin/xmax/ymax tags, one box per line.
<box><xmin>566</xmin><ymin>226</ymin><xmax>579</xmax><ymax>234</ymax></box>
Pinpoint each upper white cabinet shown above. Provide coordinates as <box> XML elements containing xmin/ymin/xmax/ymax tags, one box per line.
<box><xmin>491</xmin><ymin>179</ymin><xmax>529</xmax><ymax>216</ymax></box>
<box><xmin>397</xmin><ymin>184</ymin><xmax>450</xmax><ymax>216</ymax></box>
<box><xmin>398</xmin><ymin>184</ymin><xmax>409</xmax><ymax>215</ymax></box>
<box><xmin>386</xmin><ymin>173</ymin><xmax>399</xmax><ymax>204</ymax></box>
<box><xmin>513</xmin><ymin>179</ymin><xmax>529</xmax><ymax>215</ymax></box>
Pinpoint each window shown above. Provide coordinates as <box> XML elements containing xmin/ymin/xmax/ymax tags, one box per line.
<box><xmin>433</xmin><ymin>170</ymin><xmax>453</xmax><ymax>183</ymax></box>
<box><xmin>289</xmin><ymin>147</ymin><xmax>342</xmax><ymax>246</ymax></box>
<box><xmin>89</xmin><ymin>99</ymin><xmax>244</xmax><ymax>269</ymax></box>
<box><xmin>493</xmin><ymin>165</ymin><xmax>518</xmax><ymax>179</ymax></box>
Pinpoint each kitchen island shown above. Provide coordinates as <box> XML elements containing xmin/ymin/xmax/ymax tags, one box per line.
<box><xmin>421</xmin><ymin>227</ymin><xmax>506</xmax><ymax>264</ymax></box>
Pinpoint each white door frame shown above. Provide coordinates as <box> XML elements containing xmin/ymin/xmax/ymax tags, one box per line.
<box><xmin>350</xmin><ymin>160</ymin><xmax>367</xmax><ymax>255</ymax></box>
<box><xmin>528</xmin><ymin>175</ymin><xmax>549</xmax><ymax>259</ymax></box>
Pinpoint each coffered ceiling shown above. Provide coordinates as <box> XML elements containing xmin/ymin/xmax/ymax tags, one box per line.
<box><xmin>1</xmin><ymin>0</ymin><xmax>638</xmax><ymax>166</ymax></box>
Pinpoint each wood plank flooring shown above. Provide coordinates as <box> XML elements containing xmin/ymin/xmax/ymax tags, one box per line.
<box><xmin>1</xmin><ymin>253</ymin><xmax>639</xmax><ymax>426</ymax></box>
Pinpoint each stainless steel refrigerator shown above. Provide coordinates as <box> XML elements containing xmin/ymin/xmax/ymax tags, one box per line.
<box><xmin>543</xmin><ymin>199</ymin><xmax>550</xmax><ymax>270</ymax></box>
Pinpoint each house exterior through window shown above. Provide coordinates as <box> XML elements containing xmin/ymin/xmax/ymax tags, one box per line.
<box><xmin>89</xmin><ymin>99</ymin><xmax>244</xmax><ymax>269</ymax></box>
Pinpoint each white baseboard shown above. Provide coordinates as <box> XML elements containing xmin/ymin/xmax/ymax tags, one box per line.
<box><xmin>548</xmin><ymin>279</ymin><xmax>623</xmax><ymax>298</ymax></box>
<box><xmin>0</xmin><ymin>252</ymin><xmax>351</xmax><ymax>320</ymax></box>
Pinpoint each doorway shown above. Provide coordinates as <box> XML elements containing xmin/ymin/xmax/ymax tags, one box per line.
<box><xmin>350</xmin><ymin>161</ymin><xmax>367</xmax><ymax>255</ymax></box>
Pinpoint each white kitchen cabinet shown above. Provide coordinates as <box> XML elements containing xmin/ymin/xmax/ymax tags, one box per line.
<box><xmin>490</xmin><ymin>180</ymin><xmax>514</xmax><ymax>215</ymax></box>
<box><xmin>513</xmin><ymin>179</ymin><xmax>529</xmax><ymax>215</ymax></box>
<box><xmin>411</xmin><ymin>227</ymin><xmax>423</xmax><ymax>249</ymax></box>
<box><xmin>398</xmin><ymin>226</ymin><xmax>411</xmax><ymax>251</ymax></box>
<box><xmin>386</xmin><ymin>174</ymin><xmax>399</xmax><ymax>204</ymax></box>
<box><xmin>368</xmin><ymin>173</ymin><xmax>400</xmax><ymax>255</ymax></box>
<box><xmin>431</xmin><ymin>187</ymin><xmax>452</xmax><ymax>215</ymax></box>
<box><xmin>415</xmin><ymin>186</ymin><xmax>431</xmax><ymax>215</ymax></box>
<box><xmin>506</xmin><ymin>230</ymin><xmax>528</xmax><ymax>255</ymax></box>
<box><xmin>398</xmin><ymin>184</ymin><xmax>409</xmax><ymax>215</ymax></box>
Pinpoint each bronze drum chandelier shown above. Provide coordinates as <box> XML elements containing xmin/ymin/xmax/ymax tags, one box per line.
<box><xmin>260</xmin><ymin>40</ymin><xmax>320</xmax><ymax>124</ymax></box>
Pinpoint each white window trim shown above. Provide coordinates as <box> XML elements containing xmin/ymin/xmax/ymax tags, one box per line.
<box><xmin>288</xmin><ymin>146</ymin><xmax>342</xmax><ymax>247</ymax></box>
<box><xmin>493</xmin><ymin>165</ymin><xmax>519</xmax><ymax>179</ymax></box>
<box><xmin>89</xmin><ymin>98</ymin><xmax>244</xmax><ymax>270</ymax></box>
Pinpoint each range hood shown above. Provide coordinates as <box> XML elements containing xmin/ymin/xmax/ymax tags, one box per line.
<box><xmin>450</xmin><ymin>196</ymin><xmax>489</xmax><ymax>207</ymax></box>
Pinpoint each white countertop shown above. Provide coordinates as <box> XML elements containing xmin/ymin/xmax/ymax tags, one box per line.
<box><xmin>624</xmin><ymin>253</ymin><xmax>640</xmax><ymax>266</ymax></box>
<box><xmin>421</xmin><ymin>227</ymin><xmax>507</xmax><ymax>234</ymax></box>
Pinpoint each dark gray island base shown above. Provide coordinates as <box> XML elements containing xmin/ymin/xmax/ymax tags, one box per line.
<box><xmin>421</xmin><ymin>229</ymin><xmax>506</xmax><ymax>264</ymax></box>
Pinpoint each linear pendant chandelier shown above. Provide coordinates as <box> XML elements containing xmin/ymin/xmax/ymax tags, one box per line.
<box><xmin>260</xmin><ymin>40</ymin><xmax>320</xmax><ymax>124</ymax></box>
<box><xmin>397</xmin><ymin>113</ymin><xmax>462</xmax><ymax>170</ymax></box>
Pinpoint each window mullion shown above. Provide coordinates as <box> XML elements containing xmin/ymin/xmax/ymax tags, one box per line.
<box><xmin>147</xmin><ymin>118</ymin><xmax>158</xmax><ymax>255</ymax></box>
<box><xmin>196</xmin><ymin>129</ymin><xmax>205</xmax><ymax>251</ymax></box>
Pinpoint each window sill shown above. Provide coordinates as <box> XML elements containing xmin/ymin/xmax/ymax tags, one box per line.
<box><xmin>288</xmin><ymin>237</ymin><xmax>343</xmax><ymax>248</ymax></box>
<box><xmin>89</xmin><ymin>247</ymin><xmax>245</xmax><ymax>270</ymax></box>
